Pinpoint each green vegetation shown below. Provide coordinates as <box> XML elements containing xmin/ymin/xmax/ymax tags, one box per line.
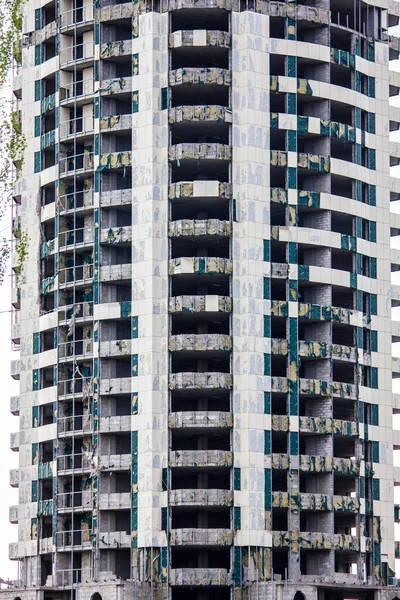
<box><xmin>0</xmin><ymin>0</ymin><xmax>27</xmax><ymax>282</ymax></box>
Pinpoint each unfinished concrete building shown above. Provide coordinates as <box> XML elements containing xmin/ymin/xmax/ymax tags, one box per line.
<box><xmin>6</xmin><ymin>0</ymin><xmax>400</xmax><ymax>599</ymax></box>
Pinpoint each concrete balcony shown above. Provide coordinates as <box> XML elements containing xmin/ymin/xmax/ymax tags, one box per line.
<box><xmin>299</xmin><ymin>416</ymin><xmax>357</xmax><ymax>436</ymax></box>
<box><xmin>100</xmin><ymin>377</ymin><xmax>131</xmax><ymax>395</ymax></box>
<box><xmin>169</xmin><ymin>257</ymin><xmax>232</xmax><ymax>275</ymax></box>
<box><xmin>271</xmin><ymin>415</ymin><xmax>358</xmax><ymax>437</ymax></box>
<box><xmin>300</xmin><ymin>340</ymin><xmax>357</xmax><ymax>362</ymax></box>
<box><xmin>12</xmin><ymin>213</ymin><xmax>21</xmax><ymax>237</ymax></box>
<box><xmin>169</xmin><ymin>105</ymin><xmax>232</xmax><ymax>124</ymax></box>
<box><xmin>271</xmin><ymin>339</ymin><xmax>356</xmax><ymax>362</ymax></box>
<box><xmin>100</xmin><ymin>113</ymin><xmax>132</xmax><ymax>133</ymax></box>
<box><xmin>10</xmin><ymin>359</ymin><xmax>20</xmax><ymax>380</ymax></box>
<box><xmin>99</xmin><ymin>151</ymin><xmax>132</xmax><ymax>171</ymax></box>
<box><xmin>169</xmin><ymin>411</ymin><xmax>232</xmax><ymax>429</ymax></box>
<box><xmin>270</xmin><ymin>454</ymin><xmax>359</xmax><ymax>475</ymax></box>
<box><xmin>272</xmin><ymin>531</ymin><xmax>363</xmax><ymax>552</ymax></box>
<box><xmin>11</xmin><ymin>323</ymin><xmax>21</xmax><ymax>344</ymax></box>
<box><xmin>12</xmin><ymin>72</ymin><xmax>22</xmax><ymax>99</ymax></box>
<box><xmin>168</xmin><ymin>0</ymin><xmax>232</xmax><ymax>9</ymax></box>
<box><xmin>169</xmin><ymin>372</ymin><xmax>232</xmax><ymax>390</ymax></box>
<box><xmin>169</xmin><ymin>450</ymin><xmax>232</xmax><ymax>468</ymax></box>
<box><xmin>10</xmin><ymin>395</ymin><xmax>19</xmax><ymax>415</ymax></box>
<box><xmin>270</xmin><ymin>150</ymin><xmax>330</xmax><ymax>173</ymax></box>
<box><xmin>39</xmin><ymin>537</ymin><xmax>54</xmax><ymax>554</ymax></box>
<box><xmin>271</xmin><ymin>492</ymin><xmax>359</xmax><ymax>513</ymax></box>
<box><xmin>395</xmin><ymin>466</ymin><xmax>400</xmax><ymax>486</ymax></box>
<box><xmin>99</xmin><ymin>415</ymin><xmax>131</xmax><ymax>433</ymax></box>
<box><xmin>100</xmin><ymin>188</ymin><xmax>132</xmax><ymax>208</ymax></box>
<box><xmin>271</xmin><ymin>376</ymin><xmax>356</xmax><ymax>399</ymax></box>
<box><xmin>11</xmin><ymin>286</ymin><xmax>20</xmax><ymax>309</ymax></box>
<box><xmin>10</xmin><ymin>431</ymin><xmax>19</xmax><ymax>451</ymax></box>
<box><xmin>9</xmin><ymin>505</ymin><xmax>18</xmax><ymax>524</ymax></box>
<box><xmin>100</xmin><ymin>226</ymin><xmax>132</xmax><ymax>245</ymax></box>
<box><xmin>9</xmin><ymin>469</ymin><xmax>19</xmax><ymax>487</ymax></box>
<box><xmin>170</xmin><ymin>528</ymin><xmax>233</xmax><ymax>546</ymax></box>
<box><xmin>169</xmin><ymin>219</ymin><xmax>231</xmax><ymax>238</ymax></box>
<box><xmin>99</xmin><ymin>454</ymin><xmax>131</xmax><ymax>471</ymax></box>
<box><xmin>170</xmin><ymin>568</ymin><xmax>231</xmax><ymax>586</ymax></box>
<box><xmin>169</xmin><ymin>334</ymin><xmax>232</xmax><ymax>352</ymax></box>
<box><xmin>169</xmin><ymin>489</ymin><xmax>233</xmax><ymax>507</ymax></box>
<box><xmin>271</xmin><ymin>2</ymin><xmax>329</xmax><ymax>24</ymax></box>
<box><xmin>326</xmin><ymin>456</ymin><xmax>360</xmax><ymax>474</ymax></box>
<box><xmin>169</xmin><ymin>31</ymin><xmax>231</xmax><ymax>49</ymax></box>
<box><xmin>169</xmin><ymin>143</ymin><xmax>231</xmax><ymax>162</ymax></box>
<box><xmin>97</xmin><ymin>2</ymin><xmax>135</xmax><ymax>22</ymax></box>
<box><xmin>170</xmin><ymin>68</ymin><xmax>231</xmax><ymax>87</ymax></box>
<box><xmin>8</xmin><ymin>542</ymin><xmax>18</xmax><ymax>560</ymax></box>
<box><xmin>100</xmin><ymin>263</ymin><xmax>132</xmax><ymax>282</ymax></box>
<box><xmin>270</xmin><ymin>262</ymin><xmax>289</xmax><ymax>279</ymax></box>
<box><xmin>101</xmin><ymin>75</ymin><xmax>134</xmax><ymax>95</ymax></box>
<box><xmin>38</xmin><ymin>20</ymin><xmax>58</xmax><ymax>42</ymax></box>
<box><xmin>99</xmin><ymin>492</ymin><xmax>130</xmax><ymax>510</ymax></box>
<box><xmin>169</xmin><ymin>295</ymin><xmax>232</xmax><ymax>313</ymax></box>
<box><xmin>169</xmin><ymin>180</ymin><xmax>232</xmax><ymax>200</ymax></box>
<box><xmin>393</xmin><ymin>357</ymin><xmax>400</xmax><ymax>378</ymax></box>
<box><xmin>99</xmin><ymin>531</ymin><xmax>131</xmax><ymax>548</ymax></box>
<box><xmin>101</xmin><ymin>39</ymin><xmax>133</xmax><ymax>59</ymax></box>
<box><xmin>99</xmin><ymin>340</ymin><xmax>131</xmax><ymax>358</ymax></box>
<box><xmin>270</xmin><ymin>300</ymin><xmax>353</xmax><ymax>325</ymax></box>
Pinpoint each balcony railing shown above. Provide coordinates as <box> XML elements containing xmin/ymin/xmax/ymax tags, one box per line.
<box><xmin>58</xmin><ymin>301</ymin><xmax>94</xmax><ymax>324</ymax></box>
<box><xmin>60</xmin><ymin>115</ymin><xmax>94</xmax><ymax>140</ymax></box>
<box><xmin>57</xmin><ymin>414</ymin><xmax>93</xmax><ymax>435</ymax></box>
<box><xmin>56</xmin><ymin>528</ymin><xmax>93</xmax><ymax>549</ymax></box>
<box><xmin>58</xmin><ymin>377</ymin><xmax>93</xmax><ymax>399</ymax></box>
<box><xmin>57</xmin><ymin>490</ymin><xmax>93</xmax><ymax>511</ymax></box>
<box><xmin>59</xmin><ymin>226</ymin><xmax>93</xmax><ymax>248</ymax></box>
<box><xmin>60</xmin><ymin>41</ymin><xmax>95</xmax><ymax>67</ymax></box>
<box><xmin>55</xmin><ymin>568</ymin><xmax>92</xmax><ymax>587</ymax></box>
<box><xmin>59</xmin><ymin>152</ymin><xmax>94</xmax><ymax>176</ymax></box>
<box><xmin>60</xmin><ymin>5</ymin><xmax>94</xmax><ymax>30</ymax></box>
<box><xmin>169</xmin><ymin>30</ymin><xmax>231</xmax><ymax>48</ymax></box>
<box><xmin>60</xmin><ymin>78</ymin><xmax>95</xmax><ymax>102</ymax></box>
<box><xmin>169</xmin><ymin>295</ymin><xmax>232</xmax><ymax>313</ymax></box>
<box><xmin>57</xmin><ymin>453</ymin><xmax>94</xmax><ymax>473</ymax></box>
<box><xmin>58</xmin><ymin>189</ymin><xmax>94</xmax><ymax>213</ymax></box>
<box><xmin>58</xmin><ymin>264</ymin><xmax>94</xmax><ymax>287</ymax></box>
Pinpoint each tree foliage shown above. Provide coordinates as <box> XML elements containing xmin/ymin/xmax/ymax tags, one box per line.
<box><xmin>0</xmin><ymin>0</ymin><xmax>27</xmax><ymax>283</ymax></box>
<box><xmin>0</xmin><ymin>0</ymin><xmax>25</xmax><ymax>86</ymax></box>
<box><xmin>14</xmin><ymin>229</ymin><xmax>29</xmax><ymax>287</ymax></box>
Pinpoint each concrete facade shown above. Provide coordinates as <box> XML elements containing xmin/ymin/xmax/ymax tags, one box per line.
<box><xmin>5</xmin><ymin>0</ymin><xmax>400</xmax><ymax>599</ymax></box>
